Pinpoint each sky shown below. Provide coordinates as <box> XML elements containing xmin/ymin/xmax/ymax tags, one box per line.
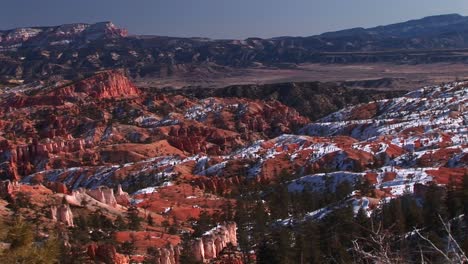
<box><xmin>2</xmin><ymin>0</ymin><xmax>468</xmax><ymax>39</ymax></box>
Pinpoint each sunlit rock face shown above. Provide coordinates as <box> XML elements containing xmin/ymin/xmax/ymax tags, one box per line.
<box><xmin>50</xmin><ymin>203</ymin><xmax>74</xmax><ymax>227</ymax></box>
<box><xmin>192</xmin><ymin>222</ymin><xmax>238</xmax><ymax>262</ymax></box>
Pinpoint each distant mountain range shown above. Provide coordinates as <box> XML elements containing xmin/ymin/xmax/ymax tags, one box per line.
<box><xmin>2</xmin><ymin>14</ymin><xmax>468</xmax><ymax>83</ymax></box>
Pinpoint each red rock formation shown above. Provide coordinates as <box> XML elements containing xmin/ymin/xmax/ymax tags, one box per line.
<box><xmin>88</xmin><ymin>244</ymin><xmax>130</xmax><ymax>264</ymax></box>
<box><xmin>154</xmin><ymin>244</ymin><xmax>180</xmax><ymax>264</ymax></box>
<box><xmin>0</xmin><ymin>138</ymin><xmax>93</xmax><ymax>178</ymax></box>
<box><xmin>50</xmin><ymin>70</ymin><xmax>139</xmax><ymax>99</ymax></box>
<box><xmin>46</xmin><ymin>182</ymin><xmax>68</xmax><ymax>194</ymax></box>
<box><xmin>166</xmin><ymin>125</ymin><xmax>241</xmax><ymax>155</ymax></box>
<box><xmin>192</xmin><ymin>222</ymin><xmax>238</xmax><ymax>263</ymax></box>
<box><xmin>0</xmin><ymin>180</ymin><xmax>19</xmax><ymax>198</ymax></box>
<box><xmin>0</xmin><ymin>69</ymin><xmax>312</xmax><ymax>187</ymax></box>
<box><xmin>115</xmin><ymin>184</ymin><xmax>130</xmax><ymax>206</ymax></box>
<box><xmin>195</xmin><ymin>176</ymin><xmax>241</xmax><ymax>195</ymax></box>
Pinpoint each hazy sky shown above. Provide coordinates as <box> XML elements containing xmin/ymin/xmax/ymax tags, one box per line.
<box><xmin>2</xmin><ymin>0</ymin><xmax>468</xmax><ymax>39</ymax></box>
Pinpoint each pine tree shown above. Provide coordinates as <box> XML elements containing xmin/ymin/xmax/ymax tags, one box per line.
<box><xmin>400</xmin><ymin>194</ymin><xmax>423</xmax><ymax>229</ymax></box>
<box><xmin>423</xmin><ymin>182</ymin><xmax>447</xmax><ymax>230</ymax></box>
<box><xmin>6</xmin><ymin>217</ymin><xmax>34</xmax><ymax>249</ymax></box>
<box><xmin>257</xmin><ymin>239</ymin><xmax>279</xmax><ymax>264</ymax></box>
<box><xmin>273</xmin><ymin>228</ymin><xmax>294</xmax><ymax>264</ymax></box>
<box><xmin>220</xmin><ymin>201</ymin><xmax>234</xmax><ymax>221</ymax></box>
<box><xmin>147</xmin><ymin>214</ymin><xmax>154</xmax><ymax>226</ymax></box>
<box><xmin>234</xmin><ymin>199</ymin><xmax>253</xmax><ymax>263</ymax></box>
<box><xmin>252</xmin><ymin>201</ymin><xmax>269</xmax><ymax>244</ymax></box>
<box><xmin>335</xmin><ymin>180</ymin><xmax>353</xmax><ymax>200</ymax></box>
<box><xmin>446</xmin><ymin>175</ymin><xmax>461</xmax><ymax>219</ymax></box>
<box><xmin>126</xmin><ymin>206</ymin><xmax>142</xmax><ymax>230</ymax></box>
<box><xmin>320</xmin><ymin>206</ymin><xmax>354</xmax><ymax>262</ymax></box>
<box><xmin>114</xmin><ymin>215</ymin><xmax>127</xmax><ymax>230</ymax></box>
<box><xmin>355</xmin><ymin>207</ymin><xmax>371</xmax><ymax>238</ymax></box>
<box><xmin>296</xmin><ymin>221</ymin><xmax>321</xmax><ymax>264</ymax></box>
<box><xmin>192</xmin><ymin>211</ymin><xmax>213</xmax><ymax>237</ymax></box>
<box><xmin>2</xmin><ymin>218</ymin><xmax>61</xmax><ymax>264</ymax></box>
<box><xmin>462</xmin><ymin>173</ymin><xmax>468</xmax><ymax>233</ymax></box>
<box><xmin>179</xmin><ymin>233</ymin><xmax>201</xmax><ymax>264</ymax></box>
<box><xmin>357</xmin><ymin>178</ymin><xmax>374</xmax><ymax>197</ymax></box>
<box><xmin>268</xmin><ymin>184</ymin><xmax>290</xmax><ymax>219</ymax></box>
<box><xmin>143</xmin><ymin>247</ymin><xmax>160</xmax><ymax>264</ymax></box>
<box><xmin>390</xmin><ymin>198</ymin><xmax>406</xmax><ymax>234</ymax></box>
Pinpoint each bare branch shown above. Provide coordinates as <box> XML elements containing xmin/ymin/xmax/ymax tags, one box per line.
<box><xmin>437</xmin><ymin>214</ymin><xmax>468</xmax><ymax>263</ymax></box>
<box><xmin>414</xmin><ymin>228</ymin><xmax>453</xmax><ymax>263</ymax></box>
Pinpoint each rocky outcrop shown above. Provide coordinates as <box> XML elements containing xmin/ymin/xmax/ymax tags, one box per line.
<box><xmin>195</xmin><ymin>176</ymin><xmax>241</xmax><ymax>195</ymax></box>
<box><xmin>0</xmin><ymin>138</ymin><xmax>92</xmax><ymax>179</ymax></box>
<box><xmin>46</xmin><ymin>182</ymin><xmax>68</xmax><ymax>194</ymax></box>
<box><xmin>192</xmin><ymin>222</ymin><xmax>237</xmax><ymax>263</ymax></box>
<box><xmin>61</xmin><ymin>187</ymin><xmax>121</xmax><ymax>208</ymax></box>
<box><xmin>153</xmin><ymin>244</ymin><xmax>180</xmax><ymax>264</ymax></box>
<box><xmin>50</xmin><ymin>203</ymin><xmax>74</xmax><ymax>227</ymax></box>
<box><xmin>87</xmin><ymin>186</ymin><xmax>118</xmax><ymax>207</ymax></box>
<box><xmin>51</xmin><ymin>70</ymin><xmax>139</xmax><ymax>99</ymax></box>
<box><xmin>138</xmin><ymin>222</ymin><xmax>237</xmax><ymax>264</ymax></box>
<box><xmin>5</xmin><ymin>71</ymin><xmax>139</xmax><ymax>110</ymax></box>
<box><xmin>162</xmin><ymin>99</ymin><xmax>309</xmax><ymax>155</ymax></box>
<box><xmin>115</xmin><ymin>184</ymin><xmax>130</xmax><ymax>206</ymax></box>
<box><xmin>86</xmin><ymin>185</ymin><xmax>130</xmax><ymax>207</ymax></box>
<box><xmin>87</xmin><ymin>244</ymin><xmax>130</xmax><ymax>264</ymax></box>
<box><xmin>0</xmin><ymin>180</ymin><xmax>19</xmax><ymax>198</ymax></box>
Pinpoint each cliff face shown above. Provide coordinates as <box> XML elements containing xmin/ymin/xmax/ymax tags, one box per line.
<box><xmin>87</xmin><ymin>187</ymin><xmax>118</xmax><ymax>207</ymax></box>
<box><xmin>131</xmin><ymin>222</ymin><xmax>237</xmax><ymax>264</ymax></box>
<box><xmin>50</xmin><ymin>203</ymin><xmax>74</xmax><ymax>227</ymax></box>
<box><xmin>50</xmin><ymin>70</ymin><xmax>140</xmax><ymax>99</ymax></box>
<box><xmin>5</xmin><ymin>70</ymin><xmax>139</xmax><ymax>108</ymax></box>
<box><xmin>192</xmin><ymin>222</ymin><xmax>238</xmax><ymax>262</ymax></box>
<box><xmin>195</xmin><ymin>176</ymin><xmax>241</xmax><ymax>195</ymax></box>
<box><xmin>154</xmin><ymin>244</ymin><xmax>180</xmax><ymax>264</ymax></box>
<box><xmin>0</xmin><ymin>138</ymin><xmax>91</xmax><ymax>180</ymax></box>
<box><xmin>87</xmin><ymin>185</ymin><xmax>130</xmax><ymax>207</ymax></box>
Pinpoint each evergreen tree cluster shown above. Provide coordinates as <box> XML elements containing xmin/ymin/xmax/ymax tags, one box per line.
<box><xmin>0</xmin><ymin>216</ymin><xmax>62</xmax><ymax>264</ymax></box>
<box><xmin>234</xmin><ymin>172</ymin><xmax>468</xmax><ymax>263</ymax></box>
